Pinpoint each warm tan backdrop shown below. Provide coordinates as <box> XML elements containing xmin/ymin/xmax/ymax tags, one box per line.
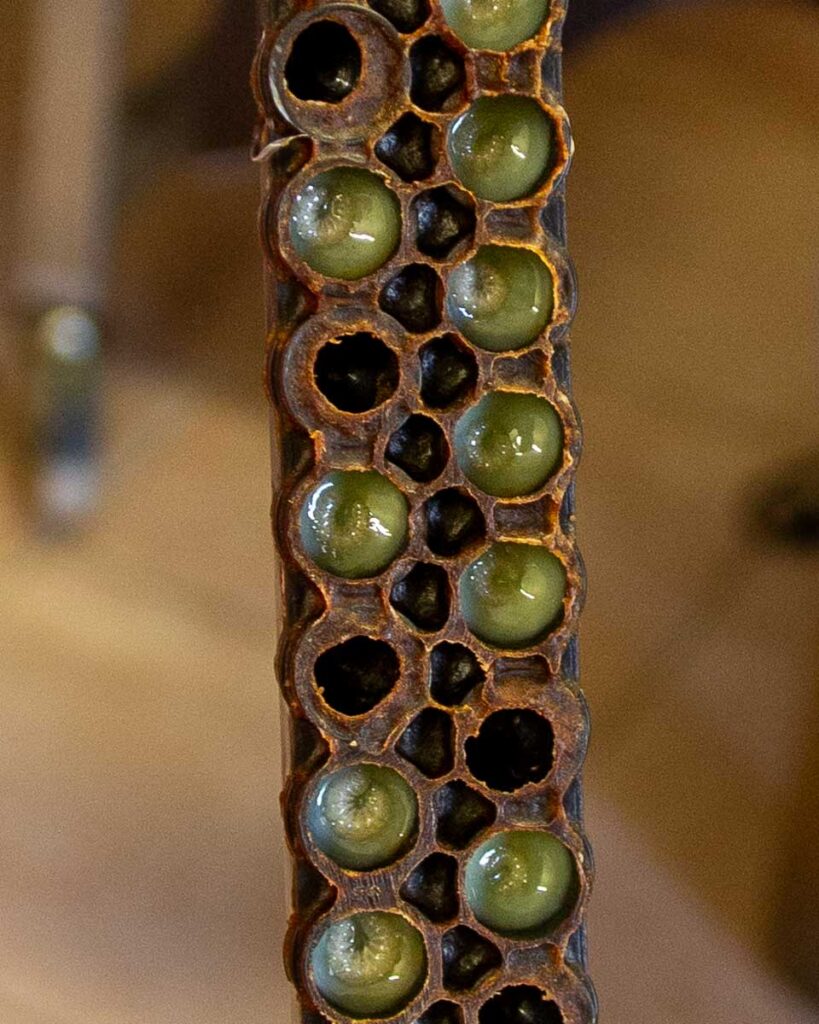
<box><xmin>1</xmin><ymin>1</ymin><xmax>817</xmax><ymax>1022</ymax></box>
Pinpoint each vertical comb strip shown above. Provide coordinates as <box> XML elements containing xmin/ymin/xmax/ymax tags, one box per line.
<box><xmin>254</xmin><ymin>1</ymin><xmax>595</xmax><ymax>1020</ymax></box>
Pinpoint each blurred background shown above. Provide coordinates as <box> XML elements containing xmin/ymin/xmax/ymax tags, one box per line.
<box><xmin>0</xmin><ymin>0</ymin><xmax>817</xmax><ymax>1021</ymax></box>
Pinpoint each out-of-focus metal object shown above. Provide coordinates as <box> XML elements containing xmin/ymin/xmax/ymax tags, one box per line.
<box><xmin>28</xmin><ymin>306</ymin><xmax>102</xmax><ymax>532</ymax></box>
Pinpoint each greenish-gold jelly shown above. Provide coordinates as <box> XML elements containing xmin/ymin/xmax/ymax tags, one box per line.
<box><xmin>465</xmin><ymin>829</ymin><xmax>577</xmax><ymax>936</ymax></box>
<box><xmin>455</xmin><ymin>391</ymin><xmax>563</xmax><ymax>497</ymax></box>
<box><xmin>446</xmin><ymin>245</ymin><xmax>554</xmax><ymax>351</ymax></box>
<box><xmin>299</xmin><ymin>470</ymin><xmax>408</xmax><ymax>578</ymax></box>
<box><xmin>311</xmin><ymin>911</ymin><xmax>427</xmax><ymax>1018</ymax></box>
<box><xmin>307</xmin><ymin>764</ymin><xmax>418</xmax><ymax>870</ymax></box>
<box><xmin>459</xmin><ymin>541</ymin><xmax>566</xmax><ymax>648</ymax></box>
<box><xmin>289</xmin><ymin>167</ymin><xmax>401</xmax><ymax>280</ymax></box>
<box><xmin>447</xmin><ymin>96</ymin><xmax>553</xmax><ymax>202</ymax></box>
<box><xmin>440</xmin><ymin>0</ymin><xmax>550</xmax><ymax>51</ymax></box>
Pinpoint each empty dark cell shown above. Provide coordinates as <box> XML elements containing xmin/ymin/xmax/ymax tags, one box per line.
<box><xmin>375</xmin><ymin>114</ymin><xmax>438</xmax><ymax>182</ymax></box>
<box><xmin>314</xmin><ymin>636</ymin><xmax>400</xmax><ymax>715</ymax></box>
<box><xmin>425</xmin><ymin>488</ymin><xmax>485</xmax><ymax>557</ymax></box>
<box><xmin>480</xmin><ymin>986</ymin><xmax>563</xmax><ymax>1024</ymax></box>
<box><xmin>391</xmin><ymin>563</ymin><xmax>451</xmax><ymax>633</ymax></box>
<box><xmin>466</xmin><ymin>709</ymin><xmax>554</xmax><ymax>791</ymax></box>
<box><xmin>296</xmin><ymin>860</ymin><xmax>333</xmax><ymax>916</ymax></box>
<box><xmin>386</xmin><ymin>415</ymin><xmax>448</xmax><ymax>483</ymax></box>
<box><xmin>413</xmin><ymin>187</ymin><xmax>476</xmax><ymax>259</ymax></box>
<box><xmin>420</xmin><ymin>336</ymin><xmax>478</xmax><ymax>409</ymax></box>
<box><xmin>314</xmin><ymin>332</ymin><xmax>399</xmax><ymax>413</ymax></box>
<box><xmin>417</xmin><ymin>1002</ymin><xmax>464</xmax><ymax>1024</ymax></box>
<box><xmin>442</xmin><ymin>927</ymin><xmax>502</xmax><ymax>992</ymax></box>
<box><xmin>435</xmin><ymin>781</ymin><xmax>496</xmax><ymax>848</ymax></box>
<box><xmin>397</xmin><ymin>708</ymin><xmax>455</xmax><ymax>777</ymax></box>
<box><xmin>380</xmin><ymin>264</ymin><xmax>442</xmax><ymax>333</ymax></box>
<box><xmin>368</xmin><ymin>0</ymin><xmax>430</xmax><ymax>32</ymax></box>
<box><xmin>429</xmin><ymin>642</ymin><xmax>485</xmax><ymax>706</ymax></box>
<box><xmin>285</xmin><ymin>22</ymin><xmax>361</xmax><ymax>103</ymax></box>
<box><xmin>401</xmin><ymin>853</ymin><xmax>459</xmax><ymax>922</ymax></box>
<box><xmin>410</xmin><ymin>36</ymin><xmax>465</xmax><ymax>111</ymax></box>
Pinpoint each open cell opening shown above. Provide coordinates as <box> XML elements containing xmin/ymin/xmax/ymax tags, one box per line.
<box><xmin>410</xmin><ymin>36</ymin><xmax>466</xmax><ymax>111</ymax></box>
<box><xmin>380</xmin><ymin>264</ymin><xmax>443</xmax><ymax>333</ymax></box>
<box><xmin>397</xmin><ymin>708</ymin><xmax>455</xmax><ymax>777</ymax></box>
<box><xmin>412</xmin><ymin>186</ymin><xmax>476</xmax><ymax>260</ymax></box>
<box><xmin>391</xmin><ymin>562</ymin><xmax>451</xmax><ymax>632</ymax></box>
<box><xmin>442</xmin><ymin>926</ymin><xmax>502</xmax><ymax>992</ymax></box>
<box><xmin>314</xmin><ymin>636</ymin><xmax>400</xmax><ymax>716</ymax></box>
<box><xmin>479</xmin><ymin>986</ymin><xmax>563</xmax><ymax>1024</ymax></box>
<box><xmin>401</xmin><ymin>853</ymin><xmax>459</xmax><ymax>922</ymax></box>
<box><xmin>386</xmin><ymin>415</ymin><xmax>449</xmax><ymax>483</ymax></box>
<box><xmin>418</xmin><ymin>1002</ymin><xmax>464</xmax><ymax>1024</ymax></box>
<box><xmin>465</xmin><ymin>709</ymin><xmax>554</xmax><ymax>791</ymax></box>
<box><xmin>314</xmin><ymin>332</ymin><xmax>399</xmax><ymax>413</ymax></box>
<box><xmin>285</xmin><ymin>21</ymin><xmax>362</xmax><ymax>103</ymax></box>
<box><xmin>425</xmin><ymin>488</ymin><xmax>485</xmax><ymax>557</ymax></box>
<box><xmin>376</xmin><ymin>113</ymin><xmax>439</xmax><ymax>182</ymax></box>
<box><xmin>368</xmin><ymin>0</ymin><xmax>430</xmax><ymax>32</ymax></box>
<box><xmin>420</xmin><ymin>335</ymin><xmax>478</xmax><ymax>409</ymax></box>
<box><xmin>429</xmin><ymin>642</ymin><xmax>485</xmax><ymax>706</ymax></box>
<box><xmin>435</xmin><ymin>781</ymin><xmax>496</xmax><ymax>849</ymax></box>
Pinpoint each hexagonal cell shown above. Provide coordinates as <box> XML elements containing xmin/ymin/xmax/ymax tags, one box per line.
<box><xmin>419</xmin><ymin>335</ymin><xmax>478</xmax><ymax>410</ymax></box>
<box><xmin>479</xmin><ymin>986</ymin><xmax>563</xmax><ymax>1024</ymax></box>
<box><xmin>466</xmin><ymin>709</ymin><xmax>554</xmax><ymax>791</ymax></box>
<box><xmin>429</xmin><ymin>642</ymin><xmax>485</xmax><ymax>706</ymax></box>
<box><xmin>442</xmin><ymin>926</ymin><xmax>502</xmax><ymax>992</ymax></box>
<box><xmin>386</xmin><ymin>414</ymin><xmax>449</xmax><ymax>482</ymax></box>
<box><xmin>412</xmin><ymin>186</ymin><xmax>476</xmax><ymax>260</ymax></box>
<box><xmin>284</xmin><ymin>21</ymin><xmax>361</xmax><ymax>102</ymax></box>
<box><xmin>417</xmin><ymin>1002</ymin><xmax>464</xmax><ymax>1024</ymax></box>
<box><xmin>391</xmin><ymin>563</ymin><xmax>451</xmax><ymax>633</ymax></box>
<box><xmin>314</xmin><ymin>332</ymin><xmax>399</xmax><ymax>413</ymax></box>
<box><xmin>410</xmin><ymin>36</ymin><xmax>466</xmax><ymax>112</ymax></box>
<box><xmin>397</xmin><ymin>708</ymin><xmax>455</xmax><ymax>777</ymax></box>
<box><xmin>380</xmin><ymin>264</ymin><xmax>443</xmax><ymax>333</ymax></box>
<box><xmin>425</xmin><ymin>488</ymin><xmax>485</xmax><ymax>557</ymax></box>
<box><xmin>314</xmin><ymin>636</ymin><xmax>400</xmax><ymax>715</ymax></box>
<box><xmin>375</xmin><ymin>113</ymin><xmax>439</xmax><ymax>183</ymax></box>
<box><xmin>368</xmin><ymin>0</ymin><xmax>430</xmax><ymax>32</ymax></box>
<box><xmin>435</xmin><ymin>780</ymin><xmax>496</xmax><ymax>849</ymax></box>
<box><xmin>401</xmin><ymin>853</ymin><xmax>459</xmax><ymax>922</ymax></box>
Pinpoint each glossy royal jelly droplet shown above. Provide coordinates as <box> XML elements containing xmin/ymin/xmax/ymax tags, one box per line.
<box><xmin>307</xmin><ymin>764</ymin><xmax>418</xmax><ymax>870</ymax></box>
<box><xmin>464</xmin><ymin>829</ymin><xmax>577</xmax><ymax>936</ymax></box>
<box><xmin>459</xmin><ymin>541</ymin><xmax>566</xmax><ymax>648</ymax></box>
<box><xmin>447</xmin><ymin>95</ymin><xmax>553</xmax><ymax>203</ymax></box>
<box><xmin>299</xmin><ymin>470</ymin><xmax>408</xmax><ymax>578</ymax></box>
<box><xmin>446</xmin><ymin>245</ymin><xmax>554</xmax><ymax>352</ymax></box>
<box><xmin>311</xmin><ymin>911</ymin><xmax>427</xmax><ymax>1018</ymax></box>
<box><xmin>289</xmin><ymin>167</ymin><xmax>401</xmax><ymax>279</ymax></box>
<box><xmin>454</xmin><ymin>391</ymin><xmax>563</xmax><ymax>497</ymax></box>
<box><xmin>440</xmin><ymin>0</ymin><xmax>550</xmax><ymax>52</ymax></box>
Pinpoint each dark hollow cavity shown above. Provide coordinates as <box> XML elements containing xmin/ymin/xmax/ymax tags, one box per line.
<box><xmin>397</xmin><ymin>708</ymin><xmax>455</xmax><ymax>777</ymax></box>
<box><xmin>314</xmin><ymin>332</ymin><xmax>399</xmax><ymax>412</ymax></box>
<box><xmin>314</xmin><ymin>636</ymin><xmax>400</xmax><ymax>715</ymax></box>
<box><xmin>285</xmin><ymin>22</ymin><xmax>361</xmax><ymax>103</ymax></box>
<box><xmin>465</xmin><ymin>709</ymin><xmax>554</xmax><ymax>791</ymax></box>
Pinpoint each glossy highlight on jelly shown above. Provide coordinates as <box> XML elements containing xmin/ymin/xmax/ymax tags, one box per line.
<box><xmin>447</xmin><ymin>96</ymin><xmax>554</xmax><ymax>202</ymax></box>
<box><xmin>446</xmin><ymin>245</ymin><xmax>554</xmax><ymax>351</ymax></box>
<box><xmin>465</xmin><ymin>829</ymin><xmax>577</xmax><ymax>936</ymax></box>
<box><xmin>299</xmin><ymin>469</ymin><xmax>408</xmax><ymax>578</ymax></box>
<box><xmin>311</xmin><ymin>911</ymin><xmax>427</xmax><ymax>1018</ymax></box>
<box><xmin>306</xmin><ymin>763</ymin><xmax>418</xmax><ymax>869</ymax></box>
<box><xmin>459</xmin><ymin>541</ymin><xmax>566</xmax><ymax>648</ymax></box>
<box><xmin>289</xmin><ymin>166</ymin><xmax>401</xmax><ymax>279</ymax></box>
<box><xmin>455</xmin><ymin>391</ymin><xmax>563</xmax><ymax>497</ymax></box>
<box><xmin>440</xmin><ymin>0</ymin><xmax>550</xmax><ymax>51</ymax></box>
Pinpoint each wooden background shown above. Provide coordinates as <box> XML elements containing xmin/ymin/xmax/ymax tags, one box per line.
<box><xmin>0</xmin><ymin>1</ymin><xmax>817</xmax><ymax>1021</ymax></box>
